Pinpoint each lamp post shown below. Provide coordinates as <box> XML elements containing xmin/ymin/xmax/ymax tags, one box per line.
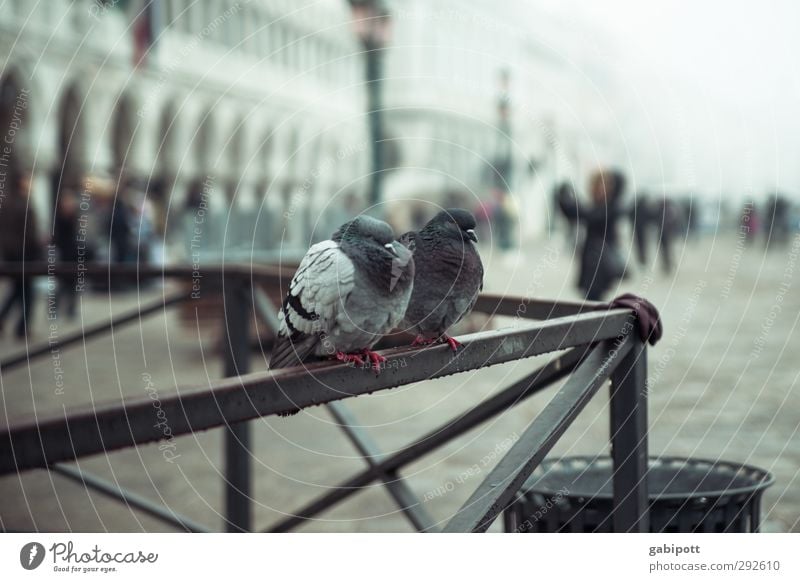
<box><xmin>494</xmin><ymin>68</ymin><xmax>513</xmax><ymax>249</ymax></box>
<box><xmin>350</xmin><ymin>0</ymin><xmax>391</xmax><ymax>207</ymax></box>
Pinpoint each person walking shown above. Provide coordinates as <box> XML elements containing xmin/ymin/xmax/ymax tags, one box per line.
<box><xmin>0</xmin><ymin>175</ymin><xmax>43</xmax><ymax>337</ymax></box>
<box><xmin>765</xmin><ymin>193</ymin><xmax>790</xmax><ymax>249</ymax></box>
<box><xmin>108</xmin><ymin>191</ymin><xmax>133</xmax><ymax>263</ymax></box>
<box><xmin>629</xmin><ymin>192</ymin><xmax>652</xmax><ymax>267</ymax></box>
<box><xmin>555</xmin><ymin>181</ymin><xmax>580</xmax><ymax>249</ymax></box>
<box><xmin>656</xmin><ymin>198</ymin><xmax>678</xmax><ymax>274</ymax></box>
<box><xmin>563</xmin><ymin>169</ymin><xmax>628</xmax><ymax>301</ymax></box>
<box><xmin>52</xmin><ymin>192</ymin><xmax>80</xmax><ymax>319</ymax></box>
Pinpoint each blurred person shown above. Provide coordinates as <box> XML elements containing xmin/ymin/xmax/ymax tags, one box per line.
<box><xmin>131</xmin><ymin>191</ymin><xmax>155</xmax><ymax>263</ymax></box>
<box><xmin>473</xmin><ymin>198</ymin><xmax>492</xmax><ymax>242</ymax></box>
<box><xmin>656</xmin><ymin>198</ymin><xmax>678</xmax><ymax>275</ymax></box>
<box><xmin>673</xmin><ymin>199</ymin><xmax>690</xmax><ymax>239</ymax></box>
<box><xmin>52</xmin><ymin>191</ymin><xmax>81</xmax><ymax>320</ymax></box>
<box><xmin>181</xmin><ymin>177</ymin><xmax>219</xmax><ymax>260</ymax></box>
<box><xmin>628</xmin><ymin>191</ymin><xmax>652</xmax><ymax>266</ymax></box>
<box><xmin>741</xmin><ymin>202</ymin><xmax>759</xmax><ymax>245</ymax></box>
<box><xmin>764</xmin><ymin>193</ymin><xmax>790</xmax><ymax>248</ymax></box>
<box><xmin>555</xmin><ymin>182</ymin><xmax>580</xmax><ymax>249</ymax></box>
<box><xmin>108</xmin><ymin>191</ymin><xmax>134</xmax><ymax>263</ymax></box>
<box><xmin>683</xmin><ymin>197</ymin><xmax>700</xmax><ymax>241</ymax></box>
<box><xmin>563</xmin><ymin>169</ymin><xmax>628</xmax><ymax>301</ymax></box>
<box><xmin>492</xmin><ymin>188</ymin><xmax>517</xmax><ymax>250</ymax></box>
<box><xmin>0</xmin><ymin>175</ymin><xmax>42</xmax><ymax>337</ymax></box>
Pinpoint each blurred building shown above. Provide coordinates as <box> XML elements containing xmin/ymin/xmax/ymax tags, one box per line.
<box><xmin>1</xmin><ymin>0</ymin><xmax>632</xmax><ymax>255</ymax></box>
<box><xmin>0</xmin><ymin>0</ymin><xmax>369</xmax><ymax>259</ymax></box>
<box><xmin>381</xmin><ymin>0</ymin><xmax>520</xmax><ymax>232</ymax></box>
<box><xmin>380</xmin><ymin>0</ymin><xmax>627</xmax><ymax>239</ymax></box>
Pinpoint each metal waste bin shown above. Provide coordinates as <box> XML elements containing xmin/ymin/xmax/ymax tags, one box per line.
<box><xmin>505</xmin><ymin>456</ymin><xmax>774</xmax><ymax>533</ymax></box>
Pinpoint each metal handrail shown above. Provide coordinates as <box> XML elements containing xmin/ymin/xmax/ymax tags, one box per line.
<box><xmin>0</xmin><ymin>262</ymin><xmax>649</xmax><ymax>533</ymax></box>
<box><xmin>0</xmin><ymin>308</ymin><xmax>632</xmax><ymax>474</ymax></box>
<box><xmin>443</xmin><ymin>336</ymin><xmax>635</xmax><ymax>532</ymax></box>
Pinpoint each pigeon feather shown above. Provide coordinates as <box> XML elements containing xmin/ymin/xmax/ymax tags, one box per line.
<box><xmin>399</xmin><ymin>209</ymin><xmax>484</xmax><ymax>340</ymax></box>
<box><xmin>270</xmin><ymin>215</ymin><xmax>414</xmax><ymax>369</ymax></box>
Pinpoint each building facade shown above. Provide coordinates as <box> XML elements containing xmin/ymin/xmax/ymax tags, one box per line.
<box><xmin>1</xmin><ymin>0</ymin><xmax>629</xmax><ymax>256</ymax></box>
<box><xmin>0</xmin><ymin>0</ymin><xmax>369</xmax><ymax>260</ymax></box>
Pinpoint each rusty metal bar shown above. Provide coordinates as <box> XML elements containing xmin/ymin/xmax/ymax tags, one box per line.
<box><xmin>268</xmin><ymin>345</ymin><xmax>590</xmax><ymax>532</ymax></box>
<box><xmin>0</xmin><ymin>309</ymin><xmax>630</xmax><ymax>475</ymax></box>
<box><xmin>0</xmin><ymin>262</ymin><xmax>293</xmax><ymax>286</ymax></box>
<box><xmin>221</xmin><ymin>280</ymin><xmax>253</xmax><ymax>533</ymax></box>
<box><xmin>609</xmin><ymin>336</ymin><xmax>650</xmax><ymax>532</ymax></box>
<box><xmin>50</xmin><ymin>464</ymin><xmax>210</xmax><ymax>533</ymax></box>
<box><xmin>472</xmin><ymin>294</ymin><xmax>607</xmax><ymax>320</ymax></box>
<box><xmin>0</xmin><ymin>290</ymin><xmax>190</xmax><ymax>372</ymax></box>
<box><xmin>443</xmin><ymin>335</ymin><xmax>633</xmax><ymax>532</ymax></box>
<box><xmin>326</xmin><ymin>401</ymin><xmax>437</xmax><ymax>532</ymax></box>
<box><xmin>1</xmin><ymin>263</ymin><xmax>608</xmax><ymax>322</ymax></box>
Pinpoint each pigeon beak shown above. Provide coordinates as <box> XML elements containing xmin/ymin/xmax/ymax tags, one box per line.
<box><xmin>385</xmin><ymin>242</ymin><xmax>399</xmax><ymax>257</ymax></box>
<box><xmin>466</xmin><ymin>229</ymin><xmax>478</xmax><ymax>243</ymax></box>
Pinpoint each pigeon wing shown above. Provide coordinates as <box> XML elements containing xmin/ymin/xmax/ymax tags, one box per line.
<box><xmin>269</xmin><ymin>240</ymin><xmax>356</xmax><ymax>369</ymax></box>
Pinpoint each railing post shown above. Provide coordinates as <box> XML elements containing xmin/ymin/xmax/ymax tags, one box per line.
<box><xmin>222</xmin><ymin>277</ymin><xmax>252</xmax><ymax>532</ymax></box>
<box><xmin>609</xmin><ymin>335</ymin><xmax>650</xmax><ymax>532</ymax></box>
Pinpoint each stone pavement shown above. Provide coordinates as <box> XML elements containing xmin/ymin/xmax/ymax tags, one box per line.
<box><xmin>1</xmin><ymin>232</ymin><xmax>798</xmax><ymax>532</ymax></box>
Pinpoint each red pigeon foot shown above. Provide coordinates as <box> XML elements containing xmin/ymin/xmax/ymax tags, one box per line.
<box><xmin>411</xmin><ymin>335</ymin><xmax>437</xmax><ymax>347</ymax></box>
<box><xmin>441</xmin><ymin>334</ymin><xmax>462</xmax><ymax>352</ymax></box>
<box><xmin>361</xmin><ymin>349</ymin><xmax>386</xmax><ymax>373</ymax></box>
<box><xmin>335</xmin><ymin>351</ymin><xmax>365</xmax><ymax>367</ymax></box>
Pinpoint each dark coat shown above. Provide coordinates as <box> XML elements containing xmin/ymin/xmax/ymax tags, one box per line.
<box><xmin>53</xmin><ymin>211</ymin><xmax>80</xmax><ymax>261</ymax></box>
<box><xmin>0</xmin><ymin>195</ymin><xmax>42</xmax><ymax>262</ymax></box>
<box><xmin>563</xmin><ymin>196</ymin><xmax>626</xmax><ymax>300</ymax></box>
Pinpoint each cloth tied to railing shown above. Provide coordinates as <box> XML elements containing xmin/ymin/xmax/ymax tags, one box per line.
<box><xmin>607</xmin><ymin>293</ymin><xmax>663</xmax><ymax>346</ymax></box>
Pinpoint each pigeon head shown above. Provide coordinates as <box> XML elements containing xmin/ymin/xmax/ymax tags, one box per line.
<box><xmin>333</xmin><ymin>214</ymin><xmax>395</xmax><ymax>246</ymax></box>
<box><xmin>333</xmin><ymin>215</ymin><xmax>412</xmax><ymax>286</ymax></box>
<box><xmin>424</xmin><ymin>208</ymin><xmax>478</xmax><ymax>243</ymax></box>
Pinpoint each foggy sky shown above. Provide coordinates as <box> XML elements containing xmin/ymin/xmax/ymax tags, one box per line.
<box><xmin>537</xmin><ymin>0</ymin><xmax>800</xmax><ymax>200</ymax></box>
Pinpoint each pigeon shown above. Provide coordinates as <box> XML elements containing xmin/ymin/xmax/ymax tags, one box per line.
<box><xmin>398</xmin><ymin>208</ymin><xmax>484</xmax><ymax>351</ymax></box>
<box><xmin>270</xmin><ymin>215</ymin><xmax>415</xmax><ymax>372</ymax></box>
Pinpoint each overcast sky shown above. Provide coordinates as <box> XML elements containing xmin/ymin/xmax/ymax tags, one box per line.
<box><xmin>538</xmin><ymin>0</ymin><xmax>800</xmax><ymax>199</ymax></box>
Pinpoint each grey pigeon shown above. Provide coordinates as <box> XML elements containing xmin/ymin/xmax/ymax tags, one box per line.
<box><xmin>399</xmin><ymin>208</ymin><xmax>484</xmax><ymax>351</ymax></box>
<box><xmin>270</xmin><ymin>215</ymin><xmax>415</xmax><ymax>372</ymax></box>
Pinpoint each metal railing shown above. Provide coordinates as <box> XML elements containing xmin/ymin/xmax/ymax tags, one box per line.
<box><xmin>0</xmin><ymin>262</ymin><xmax>649</xmax><ymax>532</ymax></box>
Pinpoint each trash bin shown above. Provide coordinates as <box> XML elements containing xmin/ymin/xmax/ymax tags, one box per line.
<box><xmin>505</xmin><ymin>456</ymin><xmax>774</xmax><ymax>533</ymax></box>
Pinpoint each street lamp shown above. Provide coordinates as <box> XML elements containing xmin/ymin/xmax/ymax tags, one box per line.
<box><xmin>350</xmin><ymin>0</ymin><xmax>391</xmax><ymax>207</ymax></box>
<box><xmin>493</xmin><ymin>68</ymin><xmax>514</xmax><ymax>250</ymax></box>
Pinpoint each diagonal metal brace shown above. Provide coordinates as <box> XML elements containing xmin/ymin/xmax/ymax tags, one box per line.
<box><xmin>327</xmin><ymin>401</ymin><xmax>437</xmax><ymax>532</ymax></box>
<box><xmin>51</xmin><ymin>463</ymin><xmax>209</xmax><ymax>533</ymax></box>
<box><xmin>268</xmin><ymin>345</ymin><xmax>589</xmax><ymax>532</ymax></box>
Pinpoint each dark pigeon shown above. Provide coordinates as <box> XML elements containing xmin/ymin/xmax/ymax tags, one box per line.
<box><xmin>399</xmin><ymin>208</ymin><xmax>484</xmax><ymax>351</ymax></box>
<box><xmin>270</xmin><ymin>215</ymin><xmax>415</xmax><ymax>372</ymax></box>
